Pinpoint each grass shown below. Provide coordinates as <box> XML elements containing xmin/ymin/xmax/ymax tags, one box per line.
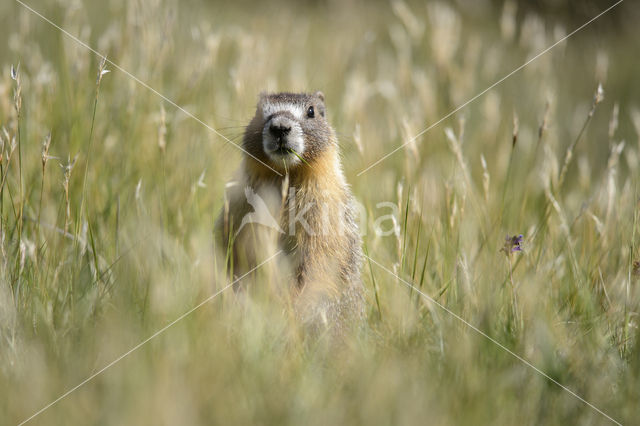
<box><xmin>1</xmin><ymin>0</ymin><xmax>639</xmax><ymax>424</ymax></box>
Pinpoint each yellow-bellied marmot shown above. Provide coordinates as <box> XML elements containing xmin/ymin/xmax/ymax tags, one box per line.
<box><xmin>215</xmin><ymin>91</ymin><xmax>364</xmax><ymax>330</ymax></box>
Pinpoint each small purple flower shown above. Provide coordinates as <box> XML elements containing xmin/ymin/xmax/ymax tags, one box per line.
<box><xmin>501</xmin><ymin>234</ymin><xmax>523</xmax><ymax>255</ymax></box>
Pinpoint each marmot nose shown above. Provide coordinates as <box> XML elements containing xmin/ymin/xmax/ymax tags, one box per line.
<box><xmin>269</xmin><ymin>123</ymin><xmax>291</xmax><ymax>139</ymax></box>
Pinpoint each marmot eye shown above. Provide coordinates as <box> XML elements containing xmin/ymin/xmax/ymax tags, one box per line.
<box><xmin>307</xmin><ymin>106</ymin><xmax>315</xmax><ymax>118</ymax></box>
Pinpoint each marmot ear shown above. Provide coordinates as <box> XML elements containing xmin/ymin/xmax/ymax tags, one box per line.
<box><xmin>314</xmin><ymin>91</ymin><xmax>325</xmax><ymax>102</ymax></box>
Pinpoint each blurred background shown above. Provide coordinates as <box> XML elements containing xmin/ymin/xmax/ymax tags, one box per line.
<box><xmin>0</xmin><ymin>0</ymin><xmax>639</xmax><ymax>425</ymax></box>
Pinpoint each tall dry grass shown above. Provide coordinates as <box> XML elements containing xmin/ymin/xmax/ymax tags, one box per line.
<box><xmin>0</xmin><ymin>0</ymin><xmax>639</xmax><ymax>424</ymax></box>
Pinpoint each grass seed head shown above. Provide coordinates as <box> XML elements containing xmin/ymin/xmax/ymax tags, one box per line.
<box><xmin>591</xmin><ymin>83</ymin><xmax>605</xmax><ymax>116</ymax></box>
<box><xmin>158</xmin><ymin>104</ymin><xmax>167</xmax><ymax>152</ymax></box>
<box><xmin>11</xmin><ymin>63</ymin><xmax>21</xmax><ymax>115</ymax></box>
<box><xmin>41</xmin><ymin>132</ymin><xmax>51</xmax><ymax>171</ymax></box>
<box><xmin>96</xmin><ymin>56</ymin><xmax>110</xmax><ymax>86</ymax></box>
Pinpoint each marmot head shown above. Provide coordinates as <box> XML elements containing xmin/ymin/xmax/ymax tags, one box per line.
<box><xmin>243</xmin><ymin>91</ymin><xmax>333</xmax><ymax>171</ymax></box>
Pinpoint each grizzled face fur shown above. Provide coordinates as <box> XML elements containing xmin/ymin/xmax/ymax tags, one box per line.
<box><xmin>243</xmin><ymin>92</ymin><xmax>332</xmax><ymax>169</ymax></box>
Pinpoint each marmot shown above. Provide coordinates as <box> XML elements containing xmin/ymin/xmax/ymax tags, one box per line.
<box><xmin>215</xmin><ymin>91</ymin><xmax>364</xmax><ymax>331</ymax></box>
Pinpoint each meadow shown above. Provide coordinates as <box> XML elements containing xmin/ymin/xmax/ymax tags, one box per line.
<box><xmin>1</xmin><ymin>0</ymin><xmax>639</xmax><ymax>424</ymax></box>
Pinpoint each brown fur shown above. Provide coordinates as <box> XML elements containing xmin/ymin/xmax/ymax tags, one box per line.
<box><xmin>215</xmin><ymin>92</ymin><xmax>364</xmax><ymax>331</ymax></box>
